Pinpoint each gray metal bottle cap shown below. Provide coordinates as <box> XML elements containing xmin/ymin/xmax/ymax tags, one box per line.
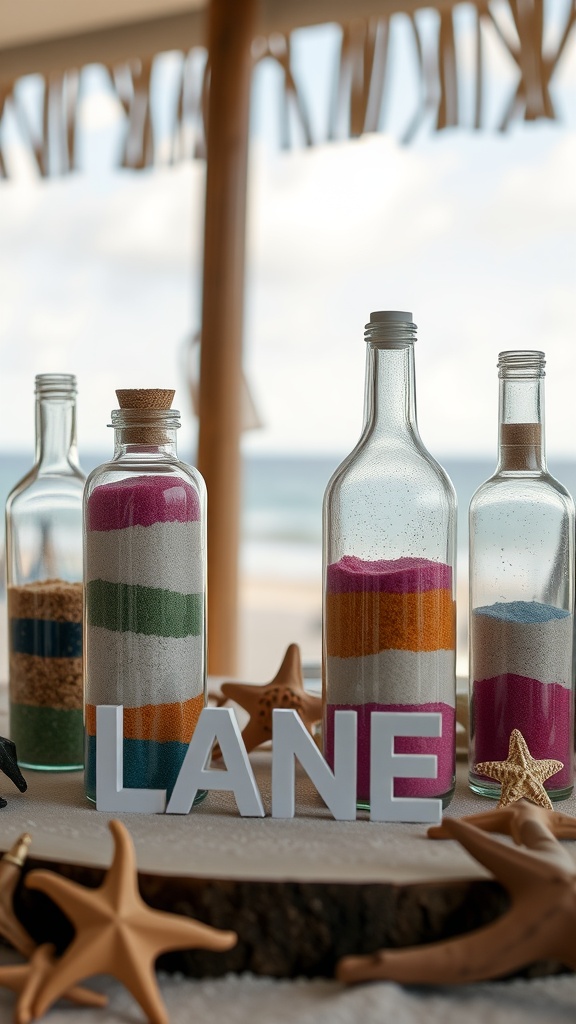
<box><xmin>369</xmin><ymin>311</ymin><xmax>413</xmax><ymax>323</ymax></box>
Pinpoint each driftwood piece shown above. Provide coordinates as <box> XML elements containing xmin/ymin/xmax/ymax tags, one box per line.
<box><xmin>338</xmin><ymin>803</ymin><xmax>576</xmax><ymax>986</ymax></box>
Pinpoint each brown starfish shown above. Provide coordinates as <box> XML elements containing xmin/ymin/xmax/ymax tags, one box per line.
<box><xmin>213</xmin><ymin>644</ymin><xmax>322</xmax><ymax>757</ymax></box>
<box><xmin>474</xmin><ymin>728</ymin><xmax>563</xmax><ymax>809</ymax></box>
<box><xmin>0</xmin><ymin>944</ymin><xmax>107</xmax><ymax>1024</ymax></box>
<box><xmin>337</xmin><ymin>804</ymin><xmax>576</xmax><ymax>986</ymax></box>
<box><xmin>25</xmin><ymin>820</ymin><xmax>237</xmax><ymax>1024</ymax></box>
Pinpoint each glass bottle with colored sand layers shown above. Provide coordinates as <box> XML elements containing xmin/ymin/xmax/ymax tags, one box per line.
<box><xmin>323</xmin><ymin>311</ymin><xmax>457</xmax><ymax>810</ymax></box>
<box><xmin>83</xmin><ymin>389</ymin><xmax>207</xmax><ymax>804</ymax></box>
<box><xmin>6</xmin><ymin>374</ymin><xmax>85</xmax><ymax>770</ymax></box>
<box><xmin>469</xmin><ymin>351</ymin><xmax>574</xmax><ymax>799</ymax></box>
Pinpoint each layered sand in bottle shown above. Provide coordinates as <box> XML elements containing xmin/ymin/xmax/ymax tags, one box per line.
<box><xmin>471</xmin><ymin>600</ymin><xmax>573</xmax><ymax>790</ymax></box>
<box><xmin>325</xmin><ymin>556</ymin><xmax>456</xmax><ymax>800</ymax></box>
<box><xmin>85</xmin><ymin>474</ymin><xmax>204</xmax><ymax>795</ymax></box>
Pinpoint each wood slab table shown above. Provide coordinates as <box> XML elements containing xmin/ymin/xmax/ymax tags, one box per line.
<box><xmin>1</xmin><ymin>744</ymin><xmax>574</xmax><ymax>980</ymax></box>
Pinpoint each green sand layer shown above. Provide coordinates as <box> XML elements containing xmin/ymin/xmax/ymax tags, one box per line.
<box><xmin>86</xmin><ymin>580</ymin><xmax>203</xmax><ymax>638</ymax></box>
<box><xmin>10</xmin><ymin>703</ymin><xmax>84</xmax><ymax>769</ymax></box>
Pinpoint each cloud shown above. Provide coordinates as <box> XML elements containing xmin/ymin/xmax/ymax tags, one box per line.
<box><xmin>0</xmin><ymin>124</ymin><xmax>575</xmax><ymax>459</ymax></box>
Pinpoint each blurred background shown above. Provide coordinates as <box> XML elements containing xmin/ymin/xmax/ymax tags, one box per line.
<box><xmin>1</xmin><ymin>1</ymin><xmax>576</xmax><ymax>681</ymax></box>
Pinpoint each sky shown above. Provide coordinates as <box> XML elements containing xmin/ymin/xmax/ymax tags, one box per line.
<box><xmin>1</xmin><ymin>11</ymin><xmax>576</xmax><ymax>461</ymax></box>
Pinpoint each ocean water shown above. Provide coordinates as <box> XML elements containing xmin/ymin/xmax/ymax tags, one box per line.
<box><xmin>242</xmin><ymin>452</ymin><xmax>576</xmax><ymax>582</ymax></box>
<box><xmin>2</xmin><ymin>450</ymin><xmax>575</xmax><ymax>679</ymax></box>
<box><xmin>2</xmin><ymin>451</ymin><xmax>576</xmax><ymax>583</ymax></box>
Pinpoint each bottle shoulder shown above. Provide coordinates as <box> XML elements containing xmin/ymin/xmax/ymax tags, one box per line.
<box><xmin>86</xmin><ymin>456</ymin><xmax>204</xmax><ymax>487</ymax></box>
<box><xmin>7</xmin><ymin>465</ymin><xmax>85</xmax><ymax>511</ymax></box>
<box><xmin>470</xmin><ymin>471</ymin><xmax>575</xmax><ymax>515</ymax></box>
<box><xmin>324</xmin><ymin>435</ymin><xmax>456</xmax><ymax>503</ymax></box>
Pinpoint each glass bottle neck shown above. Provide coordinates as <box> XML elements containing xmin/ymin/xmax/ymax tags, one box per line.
<box><xmin>35</xmin><ymin>396</ymin><xmax>80</xmax><ymax>472</ymax></box>
<box><xmin>363</xmin><ymin>343</ymin><xmax>418</xmax><ymax>437</ymax></box>
<box><xmin>113</xmin><ymin>429</ymin><xmax>178</xmax><ymax>459</ymax></box>
<box><xmin>497</xmin><ymin>375</ymin><xmax>545</xmax><ymax>472</ymax></box>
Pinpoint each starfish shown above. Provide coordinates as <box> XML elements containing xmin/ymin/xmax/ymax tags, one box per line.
<box><xmin>25</xmin><ymin>820</ymin><xmax>237</xmax><ymax>1024</ymax></box>
<box><xmin>213</xmin><ymin>644</ymin><xmax>322</xmax><ymax>757</ymax></box>
<box><xmin>337</xmin><ymin>805</ymin><xmax>576</xmax><ymax>986</ymax></box>
<box><xmin>0</xmin><ymin>944</ymin><xmax>107</xmax><ymax>1024</ymax></box>
<box><xmin>0</xmin><ymin>835</ymin><xmax>36</xmax><ymax>956</ymax></box>
<box><xmin>474</xmin><ymin>728</ymin><xmax>563</xmax><ymax>809</ymax></box>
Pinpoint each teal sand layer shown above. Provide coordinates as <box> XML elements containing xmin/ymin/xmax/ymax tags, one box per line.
<box><xmin>85</xmin><ymin>734</ymin><xmax>206</xmax><ymax>804</ymax></box>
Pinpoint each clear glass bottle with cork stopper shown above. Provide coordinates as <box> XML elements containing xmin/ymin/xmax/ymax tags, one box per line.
<box><xmin>323</xmin><ymin>311</ymin><xmax>457</xmax><ymax>810</ymax></box>
<box><xmin>83</xmin><ymin>389</ymin><xmax>207</xmax><ymax>803</ymax></box>
<box><xmin>469</xmin><ymin>350</ymin><xmax>574</xmax><ymax>799</ymax></box>
<box><xmin>5</xmin><ymin>373</ymin><xmax>85</xmax><ymax>771</ymax></box>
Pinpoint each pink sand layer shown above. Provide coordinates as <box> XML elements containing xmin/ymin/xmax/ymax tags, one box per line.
<box><xmin>324</xmin><ymin>702</ymin><xmax>455</xmax><ymax>802</ymax></box>
<box><xmin>327</xmin><ymin>556</ymin><xmax>452</xmax><ymax>594</ymax></box>
<box><xmin>87</xmin><ymin>475</ymin><xmax>200</xmax><ymax>531</ymax></box>
<box><xmin>472</xmin><ymin>674</ymin><xmax>574</xmax><ymax>790</ymax></box>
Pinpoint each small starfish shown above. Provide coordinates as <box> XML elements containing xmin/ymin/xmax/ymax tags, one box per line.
<box><xmin>0</xmin><ymin>835</ymin><xmax>35</xmax><ymax>956</ymax></box>
<box><xmin>25</xmin><ymin>820</ymin><xmax>237</xmax><ymax>1024</ymax></box>
<box><xmin>213</xmin><ymin>644</ymin><xmax>322</xmax><ymax>757</ymax></box>
<box><xmin>337</xmin><ymin>806</ymin><xmax>576</xmax><ymax>986</ymax></box>
<box><xmin>474</xmin><ymin>728</ymin><xmax>563</xmax><ymax>809</ymax></box>
<box><xmin>0</xmin><ymin>944</ymin><xmax>107</xmax><ymax>1024</ymax></box>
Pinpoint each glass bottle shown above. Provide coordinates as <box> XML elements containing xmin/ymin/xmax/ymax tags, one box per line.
<box><xmin>469</xmin><ymin>350</ymin><xmax>574</xmax><ymax>799</ymax></box>
<box><xmin>83</xmin><ymin>390</ymin><xmax>207</xmax><ymax>803</ymax></box>
<box><xmin>323</xmin><ymin>311</ymin><xmax>457</xmax><ymax>809</ymax></box>
<box><xmin>6</xmin><ymin>373</ymin><xmax>85</xmax><ymax>770</ymax></box>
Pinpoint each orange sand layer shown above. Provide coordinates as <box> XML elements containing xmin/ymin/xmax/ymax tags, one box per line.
<box><xmin>85</xmin><ymin>692</ymin><xmax>205</xmax><ymax>743</ymax></box>
<box><xmin>325</xmin><ymin>589</ymin><xmax>456</xmax><ymax>657</ymax></box>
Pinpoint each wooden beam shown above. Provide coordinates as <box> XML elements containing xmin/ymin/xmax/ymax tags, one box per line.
<box><xmin>197</xmin><ymin>0</ymin><xmax>256</xmax><ymax>676</ymax></box>
<box><xmin>0</xmin><ymin>10</ymin><xmax>206</xmax><ymax>86</ymax></box>
<box><xmin>0</xmin><ymin>0</ymin><xmax>466</xmax><ymax>89</ymax></box>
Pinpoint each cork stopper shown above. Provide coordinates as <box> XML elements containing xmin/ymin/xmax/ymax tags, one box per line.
<box><xmin>115</xmin><ymin>389</ymin><xmax>176</xmax><ymax>444</ymax></box>
<box><xmin>500</xmin><ymin>422</ymin><xmax>542</xmax><ymax>470</ymax></box>
<box><xmin>116</xmin><ymin>389</ymin><xmax>174</xmax><ymax>410</ymax></box>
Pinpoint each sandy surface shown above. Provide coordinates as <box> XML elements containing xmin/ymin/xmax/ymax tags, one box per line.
<box><xmin>1</xmin><ymin>948</ymin><xmax>576</xmax><ymax>1024</ymax></box>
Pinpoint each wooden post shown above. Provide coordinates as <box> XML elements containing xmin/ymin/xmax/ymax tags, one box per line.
<box><xmin>197</xmin><ymin>0</ymin><xmax>256</xmax><ymax>676</ymax></box>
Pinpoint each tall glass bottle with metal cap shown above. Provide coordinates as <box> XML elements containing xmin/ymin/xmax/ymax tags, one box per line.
<box><xmin>6</xmin><ymin>373</ymin><xmax>85</xmax><ymax>770</ymax></box>
<box><xmin>83</xmin><ymin>389</ymin><xmax>207</xmax><ymax>803</ymax></box>
<box><xmin>469</xmin><ymin>350</ymin><xmax>574</xmax><ymax>799</ymax></box>
<box><xmin>323</xmin><ymin>311</ymin><xmax>457</xmax><ymax>809</ymax></box>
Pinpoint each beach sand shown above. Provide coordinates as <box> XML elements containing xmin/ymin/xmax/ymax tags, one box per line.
<box><xmin>239</xmin><ymin>576</ymin><xmax>322</xmax><ymax>680</ymax></box>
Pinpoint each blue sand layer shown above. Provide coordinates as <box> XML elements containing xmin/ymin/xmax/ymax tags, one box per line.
<box><xmin>473</xmin><ymin>601</ymin><xmax>570</xmax><ymax>624</ymax></box>
<box><xmin>85</xmin><ymin>735</ymin><xmax>190</xmax><ymax>802</ymax></box>
<box><xmin>10</xmin><ymin>618</ymin><xmax>82</xmax><ymax>658</ymax></box>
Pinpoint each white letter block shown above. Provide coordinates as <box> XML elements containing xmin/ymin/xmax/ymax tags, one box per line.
<box><xmin>370</xmin><ymin>711</ymin><xmax>442</xmax><ymax>824</ymax></box>
<box><xmin>272</xmin><ymin>708</ymin><xmax>357</xmax><ymax>819</ymax></box>
<box><xmin>167</xmin><ymin>707</ymin><xmax>264</xmax><ymax>816</ymax></box>
<box><xmin>96</xmin><ymin>705</ymin><xmax>166</xmax><ymax>813</ymax></box>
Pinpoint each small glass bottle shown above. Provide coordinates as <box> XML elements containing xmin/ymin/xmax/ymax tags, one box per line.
<box><xmin>323</xmin><ymin>311</ymin><xmax>457</xmax><ymax>809</ymax></box>
<box><xmin>469</xmin><ymin>350</ymin><xmax>574</xmax><ymax>799</ymax></box>
<box><xmin>6</xmin><ymin>374</ymin><xmax>85</xmax><ymax>770</ymax></box>
<box><xmin>83</xmin><ymin>389</ymin><xmax>207</xmax><ymax>803</ymax></box>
